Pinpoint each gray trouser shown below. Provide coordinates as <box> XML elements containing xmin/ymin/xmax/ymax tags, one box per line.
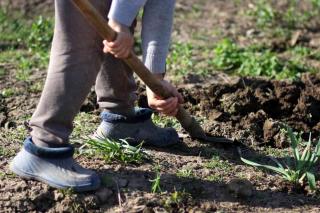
<box><xmin>29</xmin><ymin>0</ymin><xmax>137</xmax><ymax>147</ymax></box>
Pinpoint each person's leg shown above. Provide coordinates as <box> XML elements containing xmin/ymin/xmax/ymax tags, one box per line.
<box><xmin>10</xmin><ymin>0</ymin><xmax>108</xmax><ymax>191</ymax></box>
<box><xmin>29</xmin><ymin>0</ymin><xmax>106</xmax><ymax>147</ymax></box>
<box><xmin>94</xmin><ymin>27</ymin><xmax>179</xmax><ymax>147</ymax></box>
<box><xmin>95</xmin><ymin>54</ymin><xmax>137</xmax><ymax>116</ymax></box>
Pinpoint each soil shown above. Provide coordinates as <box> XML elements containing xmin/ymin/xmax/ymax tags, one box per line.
<box><xmin>1</xmin><ymin>0</ymin><xmax>320</xmax><ymax>212</ymax></box>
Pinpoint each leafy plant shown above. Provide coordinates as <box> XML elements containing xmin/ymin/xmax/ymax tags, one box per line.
<box><xmin>1</xmin><ymin>88</ymin><xmax>15</xmax><ymax>98</ymax></box>
<box><xmin>150</xmin><ymin>165</ymin><xmax>162</xmax><ymax>193</ymax></box>
<box><xmin>152</xmin><ymin>113</ymin><xmax>181</xmax><ymax>130</ymax></box>
<box><xmin>247</xmin><ymin>0</ymin><xmax>275</xmax><ymax>28</ymax></box>
<box><xmin>212</xmin><ymin>39</ymin><xmax>314</xmax><ymax>80</ymax></box>
<box><xmin>247</xmin><ymin>0</ymin><xmax>318</xmax><ymax>30</ymax></box>
<box><xmin>176</xmin><ymin>167</ymin><xmax>193</xmax><ymax>178</ymax></box>
<box><xmin>84</xmin><ymin>137</ymin><xmax>146</xmax><ymax>164</ymax></box>
<box><xmin>164</xmin><ymin>188</ymin><xmax>191</xmax><ymax>209</ymax></box>
<box><xmin>167</xmin><ymin>42</ymin><xmax>194</xmax><ymax>77</ymax></box>
<box><xmin>27</xmin><ymin>16</ymin><xmax>53</xmax><ymax>53</ymax></box>
<box><xmin>239</xmin><ymin>127</ymin><xmax>320</xmax><ymax>190</ymax></box>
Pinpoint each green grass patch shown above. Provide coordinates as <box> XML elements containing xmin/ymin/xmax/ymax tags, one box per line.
<box><xmin>239</xmin><ymin>127</ymin><xmax>320</xmax><ymax>191</ymax></box>
<box><xmin>212</xmin><ymin>39</ymin><xmax>316</xmax><ymax>80</ymax></box>
<box><xmin>1</xmin><ymin>88</ymin><xmax>15</xmax><ymax>98</ymax></box>
<box><xmin>0</xmin><ymin>9</ymin><xmax>53</xmax><ymax>81</ymax></box>
<box><xmin>205</xmin><ymin>155</ymin><xmax>233</xmax><ymax>172</ymax></box>
<box><xmin>247</xmin><ymin>0</ymin><xmax>319</xmax><ymax>30</ymax></box>
<box><xmin>150</xmin><ymin>164</ymin><xmax>162</xmax><ymax>193</ymax></box>
<box><xmin>176</xmin><ymin>167</ymin><xmax>194</xmax><ymax>178</ymax></box>
<box><xmin>167</xmin><ymin>42</ymin><xmax>194</xmax><ymax>78</ymax></box>
<box><xmin>152</xmin><ymin>113</ymin><xmax>181</xmax><ymax>130</ymax></box>
<box><xmin>0</xmin><ymin>145</ymin><xmax>16</xmax><ymax>157</ymax></box>
<box><xmin>71</xmin><ymin>112</ymin><xmax>99</xmax><ymax>140</ymax></box>
<box><xmin>82</xmin><ymin>137</ymin><xmax>147</xmax><ymax>165</ymax></box>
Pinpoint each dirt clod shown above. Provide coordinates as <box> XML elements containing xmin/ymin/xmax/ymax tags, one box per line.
<box><xmin>227</xmin><ymin>178</ymin><xmax>254</xmax><ymax>198</ymax></box>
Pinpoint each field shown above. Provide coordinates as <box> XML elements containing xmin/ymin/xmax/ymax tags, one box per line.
<box><xmin>1</xmin><ymin>0</ymin><xmax>320</xmax><ymax>212</ymax></box>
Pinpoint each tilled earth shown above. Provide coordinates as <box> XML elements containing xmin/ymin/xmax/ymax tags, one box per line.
<box><xmin>1</xmin><ymin>0</ymin><xmax>320</xmax><ymax>212</ymax></box>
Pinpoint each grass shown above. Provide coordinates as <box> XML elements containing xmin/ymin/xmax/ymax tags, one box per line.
<box><xmin>167</xmin><ymin>42</ymin><xmax>194</xmax><ymax>78</ymax></box>
<box><xmin>212</xmin><ymin>39</ymin><xmax>317</xmax><ymax>80</ymax></box>
<box><xmin>176</xmin><ymin>167</ymin><xmax>194</xmax><ymax>178</ymax></box>
<box><xmin>1</xmin><ymin>88</ymin><xmax>15</xmax><ymax>98</ymax></box>
<box><xmin>205</xmin><ymin>155</ymin><xmax>232</xmax><ymax>171</ymax></box>
<box><xmin>71</xmin><ymin>112</ymin><xmax>99</xmax><ymax>141</ymax></box>
<box><xmin>152</xmin><ymin>113</ymin><xmax>181</xmax><ymax>130</ymax></box>
<box><xmin>0</xmin><ymin>146</ymin><xmax>16</xmax><ymax>157</ymax></box>
<box><xmin>204</xmin><ymin>155</ymin><xmax>233</xmax><ymax>182</ymax></box>
<box><xmin>247</xmin><ymin>0</ymin><xmax>319</xmax><ymax>30</ymax></box>
<box><xmin>164</xmin><ymin>189</ymin><xmax>192</xmax><ymax>210</ymax></box>
<box><xmin>239</xmin><ymin>127</ymin><xmax>320</xmax><ymax>190</ymax></box>
<box><xmin>150</xmin><ymin>165</ymin><xmax>162</xmax><ymax>193</ymax></box>
<box><xmin>82</xmin><ymin>137</ymin><xmax>146</xmax><ymax>165</ymax></box>
<box><xmin>0</xmin><ymin>9</ymin><xmax>53</xmax><ymax>82</ymax></box>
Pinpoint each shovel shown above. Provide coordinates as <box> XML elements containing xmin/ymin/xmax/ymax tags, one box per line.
<box><xmin>71</xmin><ymin>0</ymin><xmax>232</xmax><ymax>144</ymax></box>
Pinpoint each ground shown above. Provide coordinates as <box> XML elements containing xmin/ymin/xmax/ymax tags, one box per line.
<box><xmin>1</xmin><ymin>0</ymin><xmax>320</xmax><ymax>212</ymax></box>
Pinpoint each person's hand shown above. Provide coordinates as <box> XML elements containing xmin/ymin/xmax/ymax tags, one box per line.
<box><xmin>147</xmin><ymin>75</ymin><xmax>184</xmax><ymax>117</ymax></box>
<box><xmin>103</xmin><ymin>19</ymin><xmax>134</xmax><ymax>58</ymax></box>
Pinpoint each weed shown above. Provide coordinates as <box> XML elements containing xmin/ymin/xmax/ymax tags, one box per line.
<box><xmin>58</xmin><ymin>188</ymin><xmax>75</xmax><ymax>197</ymax></box>
<box><xmin>0</xmin><ymin>146</ymin><xmax>16</xmax><ymax>157</ymax></box>
<box><xmin>84</xmin><ymin>137</ymin><xmax>146</xmax><ymax>164</ymax></box>
<box><xmin>212</xmin><ymin>39</ymin><xmax>314</xmax><ymax>80</ymax></box>
<box><xmin>1</xmin><ymin>88</ymin><xmax>15</xmax><ymax>98</ymax></box>
<box><xmin>239</xmin><ymin>127</ymin><xmax>320</xmax><ymax>190</ymax></box>
<box><xmin>176</xmin><ymin>167</ymin><xmax>194</xmax><ymax>178</ymax></box>
<box><xmin>150</xmin><ymin>165</ymin><xmax>162</xmax><ymax>193</ymax></box>
<box><xmin>28</xmin><ymin>81</ymin><xmax>44</xmax><ymax>93</ymax></box>
<box><xmin>205</xmin><ymin>155</ymin><xmax>232</xmax><ymax>171</ymax></box>
<box><xmin>27</xmin><ymin>16</ymin><xmax>53</xmax><ymax>53</ymax></box>
<box><xmin>167</xmin><ymin>42</ymin><xmax>194</xmax><ymax>78</ymax></box>
<box><xmin>164</xmin><ymin>188</ymin><xmax>191</xmax><ymax>209</ymax></box>
<box><xmin>247</xmin><ymin>0</ymin><xmax>318</xmax><ymax>30</ymax></box>
<box><xmin>207</xmin><ymin>174</ymin><xmax>224</xmax><ymax>182</ymax></box>
<box><xmin>0</xmin><ymin>126</ymin><xmax>28</xmax><ymax>142</ymax></box>
<box><xmin>71</xmin><ymin>112</ymin><xmax>99</xmax><ymax>140</ymax></box>
<box><xmin>247</xmin><ymin>0</ymin><xmax>275</xmax><ymax>28</ymax></box>
<box><xmin>152</xmin><ymin>113</ymin><xmax>181</xmax><ymax>130</ymax></box>
<box><xmin>0</xmin><ymin>9</ymin><xmax>29</xmax><ymax>44</ymax></box>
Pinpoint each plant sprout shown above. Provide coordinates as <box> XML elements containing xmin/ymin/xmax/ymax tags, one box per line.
<box><xmin>238</xmin><ymin>127</ymin><xmax>320</xmax><ymax>190</ymax></box>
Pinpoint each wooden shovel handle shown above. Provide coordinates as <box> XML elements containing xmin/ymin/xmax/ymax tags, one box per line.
<box><xmin>71</xmin><ymin>0</ymin><xmax>206</xmax><ymax>138</ymax></box>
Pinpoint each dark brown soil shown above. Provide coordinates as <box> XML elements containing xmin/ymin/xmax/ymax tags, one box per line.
<box><xmin>178</xmin><ymin>73</ymin><xmax>320</xmax><ymax>148</ymax></box>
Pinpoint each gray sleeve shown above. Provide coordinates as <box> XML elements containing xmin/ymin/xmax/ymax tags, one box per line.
<box><xmin>142</xmin><ymin>0</ymin><xmax>175</xmax><ymax>74</ymax></box>
<box><xmin>108</xmin><ymin>0</ymin><xmax>147</xmax><ymax>26</ymax></box>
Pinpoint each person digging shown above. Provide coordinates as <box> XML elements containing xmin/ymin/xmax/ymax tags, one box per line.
<box><xmin>10</xmin><ymin>0</ymin><xmax>183</xmax><ymax>192</ymax></box>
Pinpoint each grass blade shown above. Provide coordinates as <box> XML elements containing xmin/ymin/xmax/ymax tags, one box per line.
<box><xmin>306</xmin><ymin>172</ymin><xmax>316</xmax><ymax>190</ymax></box>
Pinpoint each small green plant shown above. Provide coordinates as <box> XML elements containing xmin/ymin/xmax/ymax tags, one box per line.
<box><xmin>247</xmin><ymin>0</ymin><xmax>275</xmax><ymax>28</ymax></box>
<box><xmin>1</xmin><ymin>88</ymin><xmax>15</xmax><ymax>98</ymax></box>
<box><xmin>84</xmin><ymin>137</ymin><xmax>146</xmax><ymax>164</ymax></box>
<box><xmin>205</xmin><ymin>155</ymin><xmax>232</xmax><ymax>171</ymax></box>
<box><xmin>176</xmin><ymin>167</ymin><xmax>193</xmax><ymax>178</ymax></box>
<box><xmin>150</xmin><ymin>165</ymin><xmax>162</xmax><ymax>193</ymax></box>
<box><xmin>27</xmin><ymin>16</ymin><xmax>53</xmax><ymax>53</ymax></box>
<box><xmin>164</xmin><ymin>188</ymin><xmax>191</xmax><ymax>209</ymax></box>
<box><xmin>212</xmin><ymin>39</ymin><xmax>314</xmax><ymax>80</ymax></box>
<box><xmin>152</xmin><ymin>113</ymin><xmax>181</xmax><ymax>129</ymax></box>
<box><xmin>239</xmin><ymin>127</ymin><xmax>320</xmax><ymax>190</ymax></box>
<box><xmin>247</xmin><ymin>0</ymin><xmax>317</xmax><ymax>30</ymax></box>
<box><xmin>167</xmin><ymin>42</ymin><xmax>194</xmax><ymax>77</ymax></box>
